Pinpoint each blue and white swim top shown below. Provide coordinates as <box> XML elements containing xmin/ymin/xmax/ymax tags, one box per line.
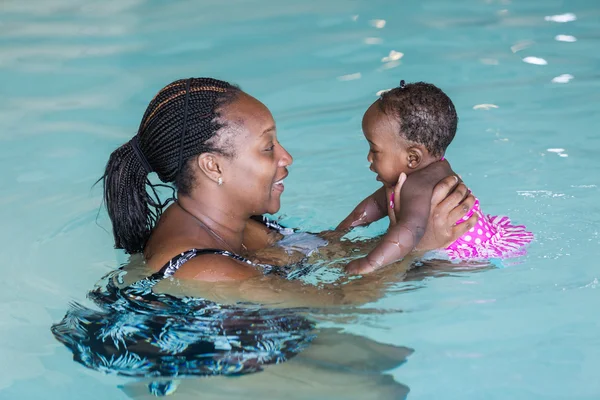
<box><xmin>51</xmin><ymin>216</ymin><xmax>325</xmax><ymax>392</ymax></box>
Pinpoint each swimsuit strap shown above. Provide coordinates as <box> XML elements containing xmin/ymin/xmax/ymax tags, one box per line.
<box><xmin>134</xmin><ymin>214</ymin><xmax>293</xmax><ymax>291</ymax></box>
<box><xmin>109</xmin><ymin>249</ymin><xmax>254</xmax><ymax>307</ymax></box>
<box><xmin>154</xmin><ymin>248</ymin><xmax>254</xmax><ymax>279</ymax></box>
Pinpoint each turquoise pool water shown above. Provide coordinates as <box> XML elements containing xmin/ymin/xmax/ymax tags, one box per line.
<box><xmin>1</xmin><ymin>0</ymin><xmax>599</xmax><ymax>398</ymax></box>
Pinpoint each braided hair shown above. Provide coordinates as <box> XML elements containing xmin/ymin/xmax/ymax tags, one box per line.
<box><xmin>379</xmin><ymin>81</ymin><xmax>457</xmax><ymax>157</ymax></box>
<box><xmin>101</xmin><ymin>78</ymin><xmax>241</xmax><ymax>254</ymax></box>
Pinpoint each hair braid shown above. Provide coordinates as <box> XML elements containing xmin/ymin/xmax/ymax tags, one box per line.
<box><xmin>101</xmin><ymin>78</ymin><xmax>241</xmax><ymax>254</ymax></box>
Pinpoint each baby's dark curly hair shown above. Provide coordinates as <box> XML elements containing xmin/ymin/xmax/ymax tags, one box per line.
<box><xmin>378</xmin><ymin>81</ymin><xmax>457</xmax><ymax>156</ymax></box>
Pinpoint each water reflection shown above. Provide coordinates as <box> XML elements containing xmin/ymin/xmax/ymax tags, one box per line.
<box><xmin>555</xmin><ymin>34</ymin><xmax>577</xmax><ymax>42</ymax></box>
<box><xmin>552</xmin><ymin>74</ymin><xmax>574</xmax><ymax>84</ymax></box>
<box><xmin>544</xmin><ymin>13</ymin><xmax>577</xmax><ymax>23</ymax></box>
<box><xmin>119</xmin><ymin>328</ymin><xmax>412</xmax><ymax>399</ymax></box>
<box><xmin>405</xmin><ymin>258</ymin><xmax>494</xmax><ymax>283</ymax></box>
<box><xmin>369</xmin><ymin>19</ymin><xmax>386</xmax><ymax>29</ymax></box>
<box><xmin>522</xmin><ymin>56</ymin><xmax>548</xmax><ymax>65</ymax></box>
<box><xmin>51</xmin><ymin>262</ymin><xmax>413</xmax><ymax>398</ymax></box>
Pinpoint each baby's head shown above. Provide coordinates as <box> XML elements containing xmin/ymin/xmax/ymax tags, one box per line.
<box><xmin>363</xmin><ymin>81</ymin><xmax>457</xmax><ymax>187</ymax></box>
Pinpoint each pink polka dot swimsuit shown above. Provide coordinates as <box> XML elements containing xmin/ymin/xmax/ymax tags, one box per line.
<box><xmin>445</xmin><ymin>198</ymin><xmax>534</xmax><ymax>259</ymax></box>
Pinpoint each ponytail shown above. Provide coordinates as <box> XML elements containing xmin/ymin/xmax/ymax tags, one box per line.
<box><xmin>101</xmin><ymin>141</ymin><xmax>162</xmax><ymax>254</ymax></box>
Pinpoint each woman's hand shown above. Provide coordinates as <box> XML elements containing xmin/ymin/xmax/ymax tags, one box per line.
<box><xmin>415</xmin><ymin>176</ymin><xmax>478</xmax><ymax>251</ymax></box>
<box><xmin>385</xmin><ymin>173</ymin><xmax>407</xmax><ymax>227</ymax></box>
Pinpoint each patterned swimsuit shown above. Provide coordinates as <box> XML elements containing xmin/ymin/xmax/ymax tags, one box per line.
<box><xmin>51</xmin><ymin>221</ymin><xmax>322</xmax><ymax>396</ymax></box>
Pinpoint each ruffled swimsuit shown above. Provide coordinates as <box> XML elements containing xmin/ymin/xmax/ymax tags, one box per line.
<box><xmin>446</xmin><ymin>198</ymin><xmax>534</xmax><ymax>260</ymax></box>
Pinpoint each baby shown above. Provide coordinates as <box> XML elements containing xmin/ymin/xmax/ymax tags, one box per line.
<box><xmin>345</xmin><ymin>81</ymin><xmax>533</xmax><ymax>274</ymax></box>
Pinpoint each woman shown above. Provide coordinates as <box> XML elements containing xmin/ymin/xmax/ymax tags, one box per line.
<box><xmin>102</xmin><ymin>77</ymin><xmax>477</xmax><ymax>291</ymax></box>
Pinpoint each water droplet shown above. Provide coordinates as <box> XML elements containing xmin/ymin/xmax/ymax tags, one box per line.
<box><xmin>551</xmin><ymin>74</ymin><xmax>574</xmax><ymax>84</ymax></box>
<box><xmin>473</xmin><ymin>104</ymin><xmax>499</xmax><ymax>110</ymax></box>
<box><xmin>381</xmin><ymin>50</ymin><xmax>403</xmax><ymax>62</ymax></box>
<box><xmin>523</xmin><ymin>56</ymin><xmax>547</xmax><ymax>65</ymax></box>
<box><xmin>370</xmin><ymin>19</ymin><xmax>386</xmax><ymax>28</ymax></box>
<box><xmin>337</xmin><ymin>73</ymin><xmax>361</xmax><ymax>81</ymax></box>
<box><xmin>544</xmin><ymin>13</ymin><xmax>576</xmax><ymax>23</ymax></box>
<box><xmin>555</xmin><ymin>34</ymin><xmax>577</xmax><ymax>42</ymax></box>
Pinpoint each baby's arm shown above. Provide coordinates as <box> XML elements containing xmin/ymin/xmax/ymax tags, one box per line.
<box><xmin>346</xmin><ymin>162</ymin><xmax>455</xmax><ymax>274</ymax></box>
<box><xmin>335</xmin><ymin>186</ymin><xmax>387</xmax><ymax>231</ymax></box>
<box><xmin>345</xmin><ymin>179</ymin><xmax>431</xmax><ymax>274</ymax></box>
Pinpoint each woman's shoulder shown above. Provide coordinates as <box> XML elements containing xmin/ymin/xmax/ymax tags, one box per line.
<box><xmin>171</xmin><ymin>252</ymin><xmax>260</xmax><ymax>281</ymax></box>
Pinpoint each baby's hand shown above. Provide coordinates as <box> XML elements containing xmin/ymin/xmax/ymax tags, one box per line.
<box><xmin>345</xmin><ymin>257</ymin><xmax>377</xmax><ymax>275</ymax></box>
<box><xmin>386</xmin><ymin>173</ymin><xmax>406</xmax><ymax>228</ymax></box>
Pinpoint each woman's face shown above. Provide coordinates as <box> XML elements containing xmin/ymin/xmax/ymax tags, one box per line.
<box><xmin>219</xmin><ymin>92</ymin><xmax>293</xmax><ymax>215</ymax></box>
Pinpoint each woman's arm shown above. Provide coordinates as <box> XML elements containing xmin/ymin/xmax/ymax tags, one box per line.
<box><xmin>161</xmin><ymin>252</ymin><xmax>414</xmax><ymax>308</ymax></box>
<box><xmin>242</xmin><ymin>217</ymin><xmax>284</xmax><ymax>251</ymax></box>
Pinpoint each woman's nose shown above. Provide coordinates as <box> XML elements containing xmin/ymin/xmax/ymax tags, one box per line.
<box><xmin>279</xmin><ymin>143</ymin><xmax>293</xmax><ymax>167</ymax></box>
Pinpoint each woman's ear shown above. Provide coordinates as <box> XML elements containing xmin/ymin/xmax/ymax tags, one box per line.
<box><xmin>197</xmin><ymin>153</ymin><xmax>223</xmax><ymax>183</ymax></box>
<box><xmin>406</xmin><ymin>146</ymin><xmax>424</xmax><ymax>169</ymax></box>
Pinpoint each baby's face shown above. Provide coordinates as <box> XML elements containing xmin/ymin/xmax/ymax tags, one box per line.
<box><xmin>362</xmin><ymin>102</ymin><xmax>412</xmax><ymax>187</ymax></box>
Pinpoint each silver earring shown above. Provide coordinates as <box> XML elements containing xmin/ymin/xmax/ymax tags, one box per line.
<box><xmin>218</xmin><ymin>177</ymin><xmax>223</xmax><ymax>186</ymax></box>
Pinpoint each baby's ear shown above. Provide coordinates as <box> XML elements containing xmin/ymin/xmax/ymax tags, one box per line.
<box><xmin>406</xmin><ymin>146</ymin><xmax>424</xmax><ymax>169</ymax></box>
